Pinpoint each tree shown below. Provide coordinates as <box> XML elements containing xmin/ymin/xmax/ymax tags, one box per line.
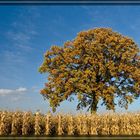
<box><xmin>39</xmin><ymin>28</ymin><xmax>140</xmax><ymax>113</ymax></box>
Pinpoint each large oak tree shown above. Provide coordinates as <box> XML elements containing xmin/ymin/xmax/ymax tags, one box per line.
<box><xmin>39</xmin><ymin>28</ymin><xmax>140</xmax><ymax>113</ymax></box>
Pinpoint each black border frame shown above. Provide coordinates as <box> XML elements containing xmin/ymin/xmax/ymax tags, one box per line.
<box><xmin>0</xmin><ymin>0</ymin><xmax>140</xmax><ymax>4</ymax></box>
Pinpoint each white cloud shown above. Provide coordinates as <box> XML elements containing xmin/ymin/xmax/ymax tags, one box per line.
<box><xmin>0</xmin><ymin>86</ymin><xmax>39</xmax><ymax>103</ymax></box>
<box><xmin>16</xmin><ymin>87</ymin><xmax>27</xmax><ymax>92</ymax></box>
<box><xmin>0</xmin><ymin>89</ymin><xmax>13</xmax><ymax>95</ymax></box>
<box><xmin>0</xmin><ymin>87</ymin><xmax>28</xmax><ymax>96</ymax></box>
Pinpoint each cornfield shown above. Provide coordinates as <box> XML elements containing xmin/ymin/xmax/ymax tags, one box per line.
<box><xmin>0</xmin><ymin>110</ymin><xmax>140</xmax><ymax>136</ymax></box>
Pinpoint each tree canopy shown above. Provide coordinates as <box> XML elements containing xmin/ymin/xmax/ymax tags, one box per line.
<box><xmin>39</xmin><ymin>28</ymin><xmax>140</xmax><ymax>113</ymax></box>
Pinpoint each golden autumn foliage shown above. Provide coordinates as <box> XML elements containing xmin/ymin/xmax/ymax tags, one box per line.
<box><xmin>39</xmin><ymin>28</ymin><xmax>140</xmax><ymax>113</ymax></box>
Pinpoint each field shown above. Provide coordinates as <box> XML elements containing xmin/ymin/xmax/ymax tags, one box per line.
<box><xmin>0</xmin><ymin>111</ymin><xmax>140</xmax><ymax>136</ymax></box>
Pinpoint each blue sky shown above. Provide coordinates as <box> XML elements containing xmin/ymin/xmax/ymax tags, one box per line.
<box><xmin>0</xmin><ymin>5</ymin><xmax>140</xmax><ymax>114</ymax></box>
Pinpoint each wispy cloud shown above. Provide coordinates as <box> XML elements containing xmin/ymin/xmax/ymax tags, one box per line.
<box><xmin>0</xmin><ymin>87</ymin><xmax>27</xmax><ymax>96</ymax></box>
<box><xmin>2</xmin><ymin>50</ymin><xmax>25</xmax><ymax>64</ymax></box>
<box><xmin>7</xmin><ymin>32</ymin><xmax>31</xmax><ymax>42</ymax></box>
<box><xmin>6</xmin><ymin>7</ymin><xmax>39</xmax><ymax>52</ymax></box>
<box><xmin>0</xmin><ymin>7</ymin><xmax>40</xmax><ymax>84</ymax></box>
<box><xmin>6</xmin><ymin>30</ymin><xmax>33</xmax><ymax>52</ymax></box>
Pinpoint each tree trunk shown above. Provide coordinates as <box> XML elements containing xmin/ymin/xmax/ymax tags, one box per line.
<box><xmin>90</xmin><ymin>94</ymin><xmax>98</xmax><ymax>114</ymax></box>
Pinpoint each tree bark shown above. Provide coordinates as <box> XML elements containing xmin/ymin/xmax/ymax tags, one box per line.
<box><xmin>90</xmin><ymin>94</ymin><xmax>98</xmax><ymax>114</ymax></box>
